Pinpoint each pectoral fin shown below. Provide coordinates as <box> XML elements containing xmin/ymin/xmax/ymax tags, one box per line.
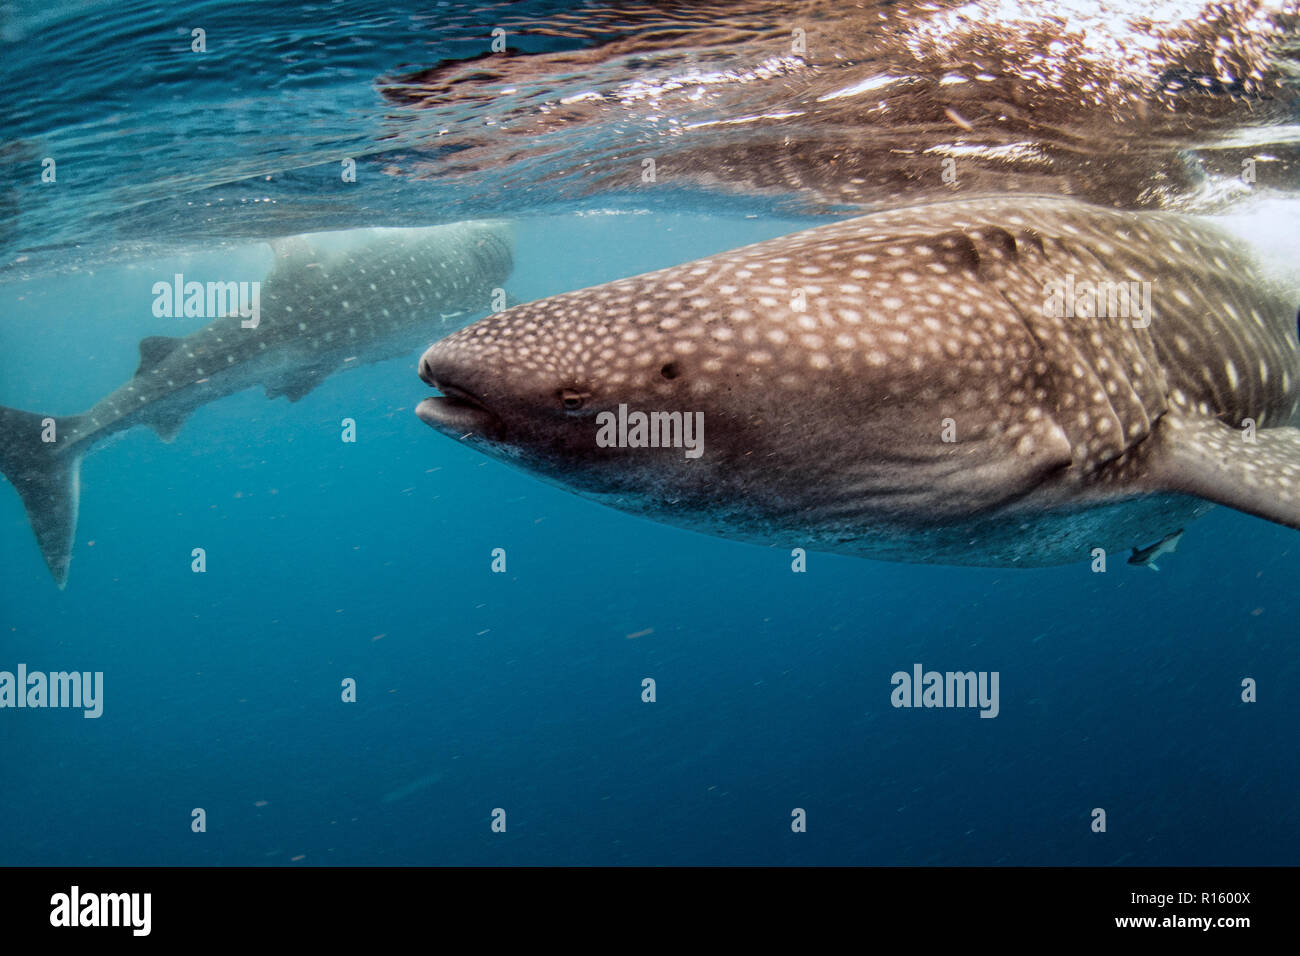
<box><xmin>265</xmin><ymin>369</ymin><xmax>324</xmax><ymax>403</ymax></box>
<box><xmin>1141</xmin><ymin>416</ymin><xmax>1300</xmax><ymax>530</ymax></box>
<box><xmin>147</xmin><ymin>412</ymin><xmax>188</xmax><ymax>443</ymax></box>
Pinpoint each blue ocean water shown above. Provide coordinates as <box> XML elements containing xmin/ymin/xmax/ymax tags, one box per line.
<box><xmin>3</xmin><ymin>211</ymin><xmax>1297</xmax><ymax>866</ymax></box>
<box><xmin>2</xmin><ymin>1</ymin><xmax>1298</xmax><ymax>866</ymax></box>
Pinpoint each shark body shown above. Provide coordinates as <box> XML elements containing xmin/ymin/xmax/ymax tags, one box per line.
<box><xmin>1</xmin><ymin>220</ymin><xmax>513</xmax><ymax>586</ymax></box>
<box><xmin>415</xmin><ymin>197</ymin><xmax>1300</xmax><ymax>567</ymax></box>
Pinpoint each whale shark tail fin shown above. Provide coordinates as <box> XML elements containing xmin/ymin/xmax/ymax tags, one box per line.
<box><xmin>0</xmin><ymin>405</ymin><xmax>88</xmax><ymax>589</ymax></box>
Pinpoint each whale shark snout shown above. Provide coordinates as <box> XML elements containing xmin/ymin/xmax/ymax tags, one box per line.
<box><xmin>416</xmin><ymin>196</ymin><xmax>1300</xmax><ymax>567</ymax></box>
<box><xmin>415</xmin><ymin>382</ymin><xmax>502</xmax><ymax>439</ymax></box>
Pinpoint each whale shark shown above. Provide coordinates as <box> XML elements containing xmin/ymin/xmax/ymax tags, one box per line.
<box><xmin>0</xmin><ymin>220</ymin><xmax>513</xmax><ymax>587</ymax></box>
<box><xmin>414</xmin><ymin>197</ymin><xmax>1300</xmax><ymax>567</ymax></box>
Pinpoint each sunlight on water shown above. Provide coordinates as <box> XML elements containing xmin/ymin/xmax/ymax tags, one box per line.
<box><xmin>0</xmin><ymin>1</ymin><xmax>1297</xmax><ymax>873</ymax></box>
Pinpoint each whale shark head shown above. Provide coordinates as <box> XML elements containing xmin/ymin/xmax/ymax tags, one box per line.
<box><xmin>417</xmin><ymin>197</ymin><xmax>1300</xmax><ymax>565</ymax></box>
<box><xmin>412</xmin><ymin>236</ymin><xmax>943</xmax><ymax>536</ymax></box>
<box><xmin>415</xmin><ymin>291</ymin><xmax>746</xmax><ymax>509</ymax></box>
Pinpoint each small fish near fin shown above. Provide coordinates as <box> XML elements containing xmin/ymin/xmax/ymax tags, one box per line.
<box><xmin>0</xmin><ymin>405</ymin><xmax>90</xmax><ymax>589</ymax></box>
<box><xmin>1140</xmin><ymin>415</ymin><xmax>1300</xmax><ymax>531</ymax></box>
<box><xmin>135</xmin><ymin>335</ymin><xmax>184</xmax><ymax>376</ymax></box>
<box><xmin>265</xmin><ymin>369</ymin><xmax>324</xmax><ymax>403</ymax></box>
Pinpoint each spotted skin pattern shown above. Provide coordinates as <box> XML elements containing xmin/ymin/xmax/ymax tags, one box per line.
<box><xmin>417</xmin><ymin>197</ymin><xmax>1300</xmax><ymax>567</ymax></box>
<box><xmin>0</xmin><ymin>220</ymin><xmax>514</xmax><ymax>587</ymax></box>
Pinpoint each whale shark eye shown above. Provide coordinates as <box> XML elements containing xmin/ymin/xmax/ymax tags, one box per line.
<box><xmin>558</xmin><ymin>388</ymin><xmax>589</xmax><ymax>410</ymax></box>
<box><xmin>660</xmin><ymin>361</ymin><xmax>680</xmax><ymax>380</ymax></box>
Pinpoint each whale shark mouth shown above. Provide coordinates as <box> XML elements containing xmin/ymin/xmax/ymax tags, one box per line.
<box><xmin>416</xmin><ymin>382</ymin><xmax>501</xmax><ymax>439</ymax></box>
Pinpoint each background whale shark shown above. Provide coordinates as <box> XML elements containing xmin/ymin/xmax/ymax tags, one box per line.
<box><xmin>0</xmin><ymin>220</ymin><xmax>513</xmax><ymax>587</ymax></box>
<box><xmin>3</xmin><ymin>0</ymin><xmax>1300</xmax><ymax>873</ymax></box>
<box><xmin>415</xmin><ymin>196</ymin><xmax>1300</xmax><ymax>567</ymax></box>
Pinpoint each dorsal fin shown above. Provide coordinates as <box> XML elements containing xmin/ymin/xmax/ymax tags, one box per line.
<box><xmin>136</xmin><ymin>336</ymin><xmax>183</xmax><ymax>376</ymax></box>
<box><xmin>269</xmin><ymin>235</ymin><xmax>317</xmax><ymax>273</ymax></box>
